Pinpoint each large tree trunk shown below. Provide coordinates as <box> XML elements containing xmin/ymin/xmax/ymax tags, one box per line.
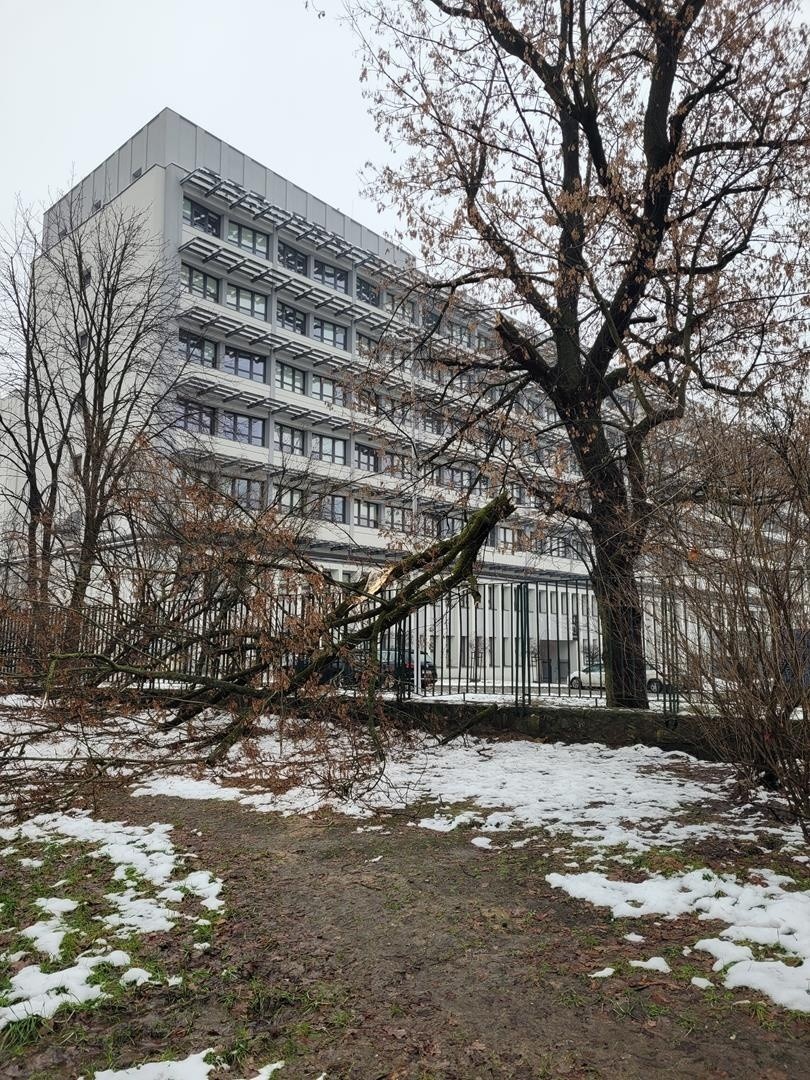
<box><xmin>562</xmin><ymin>403</ymin><xmax>650</xmax><ymax>710</ymax></box>
<box><xmin>591</xmin><ymin>515</ymin><xmax>649</xmax><ymax>709</ymax></box>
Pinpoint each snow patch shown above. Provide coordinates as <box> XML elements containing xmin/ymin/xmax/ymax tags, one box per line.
<box><xmin>0</xmin><ymin>812</ymin><xmax>224</xmax><ymax>1029</ymax></box>
<box><xmin>89</xmin><ymin>1053</ymin><xmax>286</xmax><ymax>1080</ymax></box>
<box><xmin>547</xmin><ymin>867</ymin><xmax>810</xmax><ymax>1012</ymax></box>
<box><xmin>132</xmin><ymin>731</ymin><xmax>802</xmax><ymax>852</ymax></box>
<box><xmin>629</xmin><ymin>956</ymin><xmax>671</xmax><ymax>973</ymax></box>
<box><xmin>0</xmin><ymin>950</ymin><xmax>130</xmax><ymax>1027</ymax></box>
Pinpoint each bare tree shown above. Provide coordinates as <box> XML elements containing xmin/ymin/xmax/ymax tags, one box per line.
<box><xmin>0</xmin><ymin>198</ymin><xmax>182</xmax><ymax>645</ymax></box>
<box><xmin>348</xmin><ymin>0</ymin><xmax>810</xmax><ymax>707</ymax></box>
<box><xmin>654</xmin><ymin>379</ymin><xmax>810</xmax><ymax>837</ymax></box>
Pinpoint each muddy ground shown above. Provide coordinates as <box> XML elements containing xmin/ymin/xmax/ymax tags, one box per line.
<box><xmin>3</xmin><ymin>786</ymin><xmax>809</xmax><ymax>1080</ymax></box>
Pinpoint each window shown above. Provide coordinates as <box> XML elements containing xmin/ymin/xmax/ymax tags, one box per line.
<box><xmin>356</xmin><ymin>333</ymin><xmax>379</xmax><ymax>356</ymax></box>
<box><xmin>497</xmin><ymin>526</ymin><xmax>514</xmax><ymax>550</ymax></box>
<box><xmin>276</xmin><ymin>487</ymin><xmax>305</xmax><ymax>513</ymax></box>
<box><xmin>419</xmin><ymin>360</ymin><xmax>442</xmax><ymax>384</ymax></box>
<box><xmin>385</xmin><ymin>293</ymin><xmax>417</xmax><ymax>323</ymax></box>
<box><xmin>222</xmin><ymin>346</ymin><xmax>266</xmax><ymax>382</ymax></box>
<box><xmin>448</xmin><ymin>322</ymin><xmax>470</xmax><ymax>346</ymax></box>
<box><xmin>354</xmin><ymin>443</ymin><xmax>379</xmax><ymax>472</ymax></box>
<box><xmin>311</xmin><ymin>374</ymin><xmax>344</xmax><ymax>406</ymax></box>
<box><xmin>277</xmin><ymin>302</ymin><xmax>306</xmax><ymax>335</ymax></box>
<box><xmin>423</xmin><ymin>410</ymin><xmax>445</xmax><ymax>435</ymax></box>
<box><xmin>175</xmin><ymin>400</ymin><xmax>215</xmax><ymax>434</ymax></box>
<box><xmin>422</xmin><ymin>514</ymin><xmax>441</xmax><ymax>538</ymax></box>
<box><xmin>320</xmin><ymin>495</ymin><xmax>347</xmax><ymax>524</ymax></box>
<box><xmin>353</xmin><ymin>389</ymin><xmax>376</xmax><ymax>414</ymax></box>
<box><xmin>384</xmin><ymin>506</ymin><xmax>412</xmax><ymax>530</ymax></box>
<box><xmin>179</xmin><ymin>329</ymin><xmax>216</xmax><ymax>367</ymax></box>
<box><xmin>183</xmin><ymin>197</ymin><xmax>221</xmax><ymax>237</ymax></box>
<box><xmin>182</xmin><ymin>264</ymin><xmax>219</xmax><ymax>303</ymax></box>
<box><xmin>447</xmin><ymin>466</ymin><xmax>474</xmax><ymax>491</ymax></box>
<box><xmin>373</xmin><ymin>393</ymin><xmax>408</xmax><ymax>424</ymax></box>
<box><xmin>561</xmin><ymin>593</ymin><xmax>569</xmax><ymax>615</ymax></box>
<box><xmin>227</xmin><ymin>220</ymin><xmax>270</xmax><ymax>259</ymax></box>
<box><xmin>226</xmin><ymin>284</ymin><xmax>267</xmax><ymax>320</ymax></box>
<box><xmin>356</xmin><ymin>277</ymin><xmax>379</xmax><ymax>305</ymax></box>
<box><xmin>313</xmin><ymin>259</ymin><xmax>348</xmax><ymax>293</ymax></box>
<box><xmin>276</xmin><ymin>362</ymin><xmax>306</xmax><ymax>394</ymax></box>
<box><xmin>311</xmin><ymin>434</ymin><xmax>346</xmax><ymax>465</ymax></box>
<box><xmin>229</xmin><ymin>477</ymin><xmax>265</xmax><ymax>510</ymax></box>
<box><xmin>354</xmin><ymin>500</ymin><xmax>379</xmax><ymax>528</ymax></box>
<box><xmin>278</xmin><ymin>241</ymin><xmax>307</xmax><ymax>275</ymax></box>
<box><xmin>220</xmin><ymin>411</ymin><xmax>265</xmax><ymax>446</ymax></box>
<box><xmin>312</xmin><ymin>318</ymin><xmax>347</xmax><ymax>350</ymax></box>
<box><xmin>274</xmin><ymin>424</ymin><xmax>305</xmax><ymax>455</ymax></box>
<box><xmin>383</xmin><ymin>452</ymin><xmax>408</xmax><ymax>478</ymax></box>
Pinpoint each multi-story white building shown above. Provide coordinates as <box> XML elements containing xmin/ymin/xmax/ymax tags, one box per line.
<box><xmin>38</xmin><ymin>108</ymin><xmax>597</xmax><ymax>686</ymax></box>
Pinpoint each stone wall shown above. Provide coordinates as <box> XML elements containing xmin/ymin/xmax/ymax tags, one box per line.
<box><xmin>395</xmin><ymin>700</ymin><xmax>716</xmax><ymax>759</ymax></box>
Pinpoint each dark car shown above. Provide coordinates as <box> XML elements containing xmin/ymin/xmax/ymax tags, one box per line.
<box><xmin>290</xmin><ymin>653</ymin><xmax>355</xmax><ymax>687</ymax></box>
<box><xmin>289</xmin><ymin>646</ymin><xmax>436</xmax><ymax>691</ymax></box>
<box><xmin>378</xmin><ymin>648</ymin><xmax>437</xmax><ymax>690</ymax></box>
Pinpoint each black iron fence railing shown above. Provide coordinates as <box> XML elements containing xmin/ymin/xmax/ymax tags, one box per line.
<box><xmin>0</xmin><ymin>577</ymin><xmax>689</xmax><ymax>711</ymax></box>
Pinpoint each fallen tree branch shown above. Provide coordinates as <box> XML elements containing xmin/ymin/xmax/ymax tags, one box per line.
<box><xmin>43</xmin><ymin>492</ymin><xmax>516</xmax><ymax>759</ymax></box>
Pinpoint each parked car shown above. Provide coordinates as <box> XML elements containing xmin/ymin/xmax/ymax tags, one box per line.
<box><xmin>378</xmin><ymin>648</ymin><xmax>437</xmax><ymax>690</ymax></box>
<box><xmin>289</xmin><ymin>647</ymin><xmax>437</xmax><ymax>691</ymax></box>
<box><xmin>289</xmin><ymin>654</ymin><xmax>355</xmax><ymax>687</ymax></box>
<box><xmin>568</xmin><ymin>662</ymin><xmax>670</xmax><ymax>694</ymax></box>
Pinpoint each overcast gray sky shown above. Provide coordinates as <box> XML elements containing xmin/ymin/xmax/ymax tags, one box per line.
<box><xmin>3</xmin><ymin>0</ymin><xmax>809</xmax><ymax>246</ymax></box>
<box><xmin>0</xmin><ymin>0</ymin><xmax>396</xmax><ymax>238</ymax></box>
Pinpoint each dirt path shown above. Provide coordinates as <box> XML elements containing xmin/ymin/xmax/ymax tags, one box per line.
<box><xmin>6</xmin><ymin>791</ymin><xmax>810</xmax><ymax>1079</ymax></box>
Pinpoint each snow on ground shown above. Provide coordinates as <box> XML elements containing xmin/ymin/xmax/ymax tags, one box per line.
<box><xmin>132</xmin><ymin>726</ymin><xmax>803</xmax><ymax>852</ymax></box>
<box><xmin>4</xmin><ymin>702</ymin><xmax>809</xmax><ymax>1020</ymax></box>
<box><xmin>0</xmin><ymin>812</ymin><xmax>223</xmax><ymax>1030</ymax></box>
<box><xmin>86</xmin><ymin>1051</ymin><xmax>286</xmax><ymax>1079</ymax></box>
<box><xmin>132</xmin><ymin>720</ymin><xmax>810</xmax><ymax>1016</ymax></box>
<box><xmin>547</xmin><ymin>866</ymin><xmax>810</xmax><ymax>1012</ymax></box>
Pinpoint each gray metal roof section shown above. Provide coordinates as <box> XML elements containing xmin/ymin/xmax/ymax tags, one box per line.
<box><xmin>42</xmin><ymin>107</ymin><xmax>410</xmax><ymax>268</ymax></box>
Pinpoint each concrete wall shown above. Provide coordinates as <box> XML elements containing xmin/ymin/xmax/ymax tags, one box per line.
<box><xmin>396</xmin><ymin>699</ymin><xmax>716</xmax><ymax>759</ymax></box>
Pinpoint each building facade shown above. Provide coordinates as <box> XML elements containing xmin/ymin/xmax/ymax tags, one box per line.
<box><xmin>40</xmin><ymin>108</ymin><xmax>597</xmax><ymax>685</ymax></box>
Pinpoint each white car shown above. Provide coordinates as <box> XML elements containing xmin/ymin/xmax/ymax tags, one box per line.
<box><xmin>569</xmin><ymin>663</ymin><xmax>667</xmax><ymax>694</ymax></box>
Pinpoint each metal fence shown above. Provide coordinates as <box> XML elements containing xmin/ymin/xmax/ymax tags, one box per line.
<box><xmin>369</xmin><ymin>576</ymin><xmax>682</xmax><ymax>709</ymax></box>
<box><xmin>0</xmin><ymin>576</ymin><xmax>684</xmax><ymax>709</ymax></box>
